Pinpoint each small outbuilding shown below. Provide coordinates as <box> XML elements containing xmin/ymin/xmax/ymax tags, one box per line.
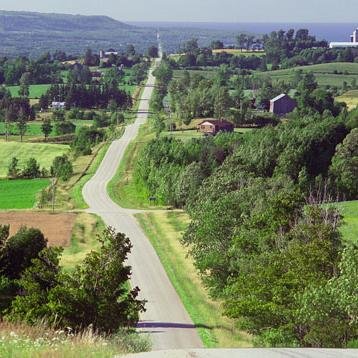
<box><xmin>197</xmin><ymin>119</ymin><xmax>234</xmax><ymax>136</ymax></box>
<box><xmin>269</xmin><ymin>94</ymin><xmax>296</xmax><ymax>116</ymax></box>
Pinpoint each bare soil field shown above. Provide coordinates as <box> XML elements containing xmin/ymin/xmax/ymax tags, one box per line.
<box><xmin>0</xmin><ymin>212</ymin><xmax>77</xmax><ymax>247</ymax></box>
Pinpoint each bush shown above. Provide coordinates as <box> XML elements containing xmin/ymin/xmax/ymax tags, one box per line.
<box><xmin>22</xmin><ymin>158</ymin><xmax>41</xmax><ymax>179</ymax></box>
<box><xmin>54</xmin><ymin>121</ymin><xmax>76</xmax><ymax>135</ymax></box>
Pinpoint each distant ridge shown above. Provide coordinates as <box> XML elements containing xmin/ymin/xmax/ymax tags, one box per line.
<box><xmin>0</xmin><ymin>10</ymin><xmax>158</xmax><ymax>58</ymax></box>
<box><xmin>0</xmin><ymin>10</ymin><xmax>133</xmax><ymax>32</ymax></box>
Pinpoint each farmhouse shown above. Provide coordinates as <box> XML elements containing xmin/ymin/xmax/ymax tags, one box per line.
<box><xmin>51</xmin><ymin>101</ymin><xmax>66</xmax><ymax>110</ymax></box>
<box><xmin>269</xmin><ymin>94</ymin><xmax>296</xmax><ymax>116</ymax></box>
<box><xmin>197</xmin><ymin>119</ymin><xmax>234</xmax><ymax>135</ymax></box>
<box><xmin>330</xmin><ymin>28</ymin><xmax>358</xmax><ymax>48</ymax></box>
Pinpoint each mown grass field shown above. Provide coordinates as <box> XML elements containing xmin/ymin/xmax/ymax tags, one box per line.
<box><xmin>0</xmin><ymin>178</ymin><xmax>49</xmax><ymax>209</ymax></box>
<box><xmin>135</xmin><ymin>211</ymin><xmax>252</xmax><ymax>348</ymax></box>
<box><xmin>334</xmin><ymin>200</ymin><xmax>358</xmax><ymax>243</ymax></box>
<box><xmin>0</xmin><ymin>142</ymin><xmax>69</xmax><ymax>177</ymax></box>
<box><xmin>6</xmin><ymin>84</ymin><xmax>51</xmax><ymax>98</ymax></box>
<box><xmin>336</xmin><ymin>90</ymin><xmax>358</xmax><ymax>110</ymax></box>
<box><xmin>0</xmin><ymin>119</ymin><xmax>94</xmax><ymax>140</ymax></box>
<box><xmin>255</xmin><ymin>62</ymin><xmax>358</xmax><ymax>88</ymax></box>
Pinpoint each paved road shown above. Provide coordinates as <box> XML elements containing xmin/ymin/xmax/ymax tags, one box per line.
<box><xmin>82</xmin><ymin>59</ymin><xmax>203</xmax><ymax>351</ymax></box>
<box><xmin>122</xmin><ymin>349</ymin><xmax>357</xmax><ymax>358</ymax></box>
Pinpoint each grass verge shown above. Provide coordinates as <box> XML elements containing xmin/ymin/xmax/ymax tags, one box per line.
<box><xmin>0</xmin><ymin>321</ymin><xmax>150</xmax><ymax>358</ymax></box>
<box><xmin>61</xmin><ymin>213</ymin><xmax>106</xmax><ymax>270</ymax></box>
<box><xmin>135</xmin><ymin>210</ymin><xmax>252</xmax><ymax>348</ymax></box>
<box><xmin>107</xmin><ymin>123</ymin><xmax>167</xmax><ymax>210</ymax></box>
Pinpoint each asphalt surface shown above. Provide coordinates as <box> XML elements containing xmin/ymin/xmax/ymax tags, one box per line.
<box><xmin>122</xmin><ymin>349</ymin><xmax>358</xmax><ymax>358</ymax></box>
<box><xmin>82</xmin><ymin>59</ymin><xmax>203</xmax><ymax>351</ymax></box>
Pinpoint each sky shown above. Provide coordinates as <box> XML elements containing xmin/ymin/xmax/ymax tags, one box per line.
<box><xmin>0</xmin><ymin>0</ymin><xmax>358</xmax><ymax>23</ymax></box>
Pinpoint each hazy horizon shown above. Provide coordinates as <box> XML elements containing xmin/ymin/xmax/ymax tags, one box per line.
<box><xmin>0</xmin><ymin>0</ymin><xmax>357</xmax><ymax>23</ymax></box>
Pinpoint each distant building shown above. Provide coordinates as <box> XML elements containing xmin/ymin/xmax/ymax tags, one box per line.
<box><xmin>197</xmin><ymin>119</ymin><xmax>234</xmax><ymax>136</ymax></box>
<box><xmin>330</xmin><ymin>28</ymin><xmax>358</xmax><ymax>48</ymax></box>
<box><xmin>269</xmin><ymin>94</ymin><xmax>296</xmax><ymax>116</ymax></box>
<box><xmin>51</xmin><ymin>101</ymin><xmax>66</xmax><ymax>110</ymax></box>
<box><xmin>99</xmin><ymin>49</ymin><xmax>119</xmax><ymax>59</ymax></box>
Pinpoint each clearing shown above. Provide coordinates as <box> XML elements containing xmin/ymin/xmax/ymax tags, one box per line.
<box><xmin>212</xmin><ymin>49</ymin><xmax>265</xmax><ymax>57</ymax></box>
<box><xmin>0</xmin><ymin>141</ymin><xmax>69</xmax><ymax>177</ymax></box>
<box><xmin>0</xmin><ymin>211</ymin><xmax>76</xmax><ymax>246</ymax></box>
<box><xmin>135</xmin><ymin>210</ymin><xmax>252</xmax><ymax>348</ymax></box>
<box><xmin>334</xmin><ymin>200</ymin><xmax>358</xmax><ymax>243</ymax></box>
<box><xmin>0</xmin><ymin>179</ymin><xmax>49</xmax><ymax>209</ymax></box>
<box><xmin>6</xmin><ymin>84</ymin><xmax>51</xmax><ymax>98</ymax></box>
<box><xmin>336</xmin><ymin>90</ymin><xmax>358</xmax><ymax>110</ymax></box>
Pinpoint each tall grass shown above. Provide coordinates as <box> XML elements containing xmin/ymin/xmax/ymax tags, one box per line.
<box><xmin>0</xmin><ymin>321</ymin><xmax>150</xmax><ymax>358</ymax></box>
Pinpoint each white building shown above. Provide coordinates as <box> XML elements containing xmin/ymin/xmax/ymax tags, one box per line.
<box><xmin>330</xmin><ymin>28</ymin><xmax>358</xmax><ymax>48</ymax></box>
<box><xmin>51</xmin><ymin>101</ymin><xmax>66</xmax><ymax>110</ymax></box>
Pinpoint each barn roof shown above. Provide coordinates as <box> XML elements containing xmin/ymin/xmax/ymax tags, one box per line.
<box><xmin>270</xmin><ymin>93</ymin><xmax>288</xmax><ymax>102</ymax></box>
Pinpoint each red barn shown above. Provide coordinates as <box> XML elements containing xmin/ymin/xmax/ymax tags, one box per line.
<box><xmin>270</xmin><ymin>94</ymin><xmax>296</xmax><ymax>116</ymax></box>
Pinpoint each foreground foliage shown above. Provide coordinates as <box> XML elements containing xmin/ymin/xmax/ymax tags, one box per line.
<box><xmin>0</xmin><ymin>226</ymin><xmax>145</xmax><ymax>334</ymax></box>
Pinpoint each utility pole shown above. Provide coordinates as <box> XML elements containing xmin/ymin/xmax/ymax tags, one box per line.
<box><xmin>51</xmin><ymin>178</ymin><xmax>56</xmax><ymax>213</ymax></box>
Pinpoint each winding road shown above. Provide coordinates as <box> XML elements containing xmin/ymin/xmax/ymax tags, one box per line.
<box><xmin>82</xmin><ymin>58</ymin><xmax>203</xmax><ymax>351</ymax></box>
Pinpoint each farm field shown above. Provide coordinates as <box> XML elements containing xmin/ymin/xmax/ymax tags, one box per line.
<box><xmin>0</xmin><ymin>178</ymin><xmax>49</xmax><ymax>209</ymax></box>
<box><xmin>212</xmin><ymin>48</ymin><xmax>265</xmax><ymax>57</ymax></box>
<box><xmin>0</xmin><ymin>211</ymin><xmax>76</xmax><ymax>246</ymax></box>
<box><xmin>136</xmin><ymin>210</ymin><xmax>252</xmax><ymax>348</ymax></box>
<box><xmin>254</xmin><ymin>62</ymin><xmax>358</xmax><ymax>88</ymax></box>
<box><xmin>0</xmin><ymin>141</ymin><xmax>69</xmax><ymax>177</ymax></box>
<box><xmin>336</xmin><ymin>90</ymin><xmax>358</xmax><ymax>110</ymax></box>
<box><xmin>6</xmin><ymin>84</ymin><xmax>51</xmax><ymax>98</ymax></box>
<box><xmin>335</xmin><ymin>200</ymin><xmax>358</xmax><ymax>243</ymax></box>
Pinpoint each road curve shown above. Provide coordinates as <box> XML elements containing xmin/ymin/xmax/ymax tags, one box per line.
<box><xmin>82</xmin><ymin>61</ymin><xmax>203</xmax><ymax>351</ymax></box>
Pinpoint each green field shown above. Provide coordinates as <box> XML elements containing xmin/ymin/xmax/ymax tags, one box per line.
<box><xmin>254</xmin><ymin>62</ymin><xmax>358</xmax><ymax>88</ymax></box>
<box><xmin>334</xmin><ymin>200</ymin><xmax>358</xmax><ymax>243</ymax></box>
<box><xmin>0</xmin><ymin>119</ymin><xmax>94</xmax><ymax>139</ymax></box>
<box><xmin>136</xmin><ymin>211</ymin><xmax>252</xmax><ymax>348</ymax></box>
<box><xmin>0</xmin><ymin>142</ymin><xmax>69</xmax><ymax>177</ymax></box>
<box><xmin>0</xmin><ymin>178</ymin><xmax>49</xmax><ymax>209</ymax></box>
<box><xmin>6</xmin><ymin>84</ymin><xmax>51</xmax><ymax>98</ymax></box>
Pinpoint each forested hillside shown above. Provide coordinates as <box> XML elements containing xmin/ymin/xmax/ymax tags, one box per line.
<box><xmin>0</xmin><ymin>11</ymin><xmax>157</xmax><ymax>57</ymax></box>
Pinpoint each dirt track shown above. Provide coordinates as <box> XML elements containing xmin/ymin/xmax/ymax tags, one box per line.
<box><xmin>0</xmin><ymin>212</ymin><xmax>76</xmax><ymax>246</ymax></box>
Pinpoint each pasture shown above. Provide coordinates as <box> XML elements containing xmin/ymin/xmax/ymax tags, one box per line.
<box><xmin>254</xmin><ymin>62</ymin><xmax>358</xmax><ymax>88</ymax></box>
<box><xmin>0</xmin><ymin>178</ymin><xmax>49</xmax><ymax>209</ymax></box>
<box><xmin>0</xmin><ymin>142</ymin><xmax>69</xmax><ymax>177</ymax></box>
<box><xmin>6</xmin><ymin>84</ymin><xmax>51</xmax><ymax>98</ymax></box>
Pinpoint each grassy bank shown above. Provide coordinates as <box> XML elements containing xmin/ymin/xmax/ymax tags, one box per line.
<box><xmin>135</xmin><ymin>211</ymin><xmax>252</xmax><ymax>348</ymax></box>
<box><xmin>0</xmin><ymin>179</ymin><xmax>50</xmax><ymax>210</ymax></box>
